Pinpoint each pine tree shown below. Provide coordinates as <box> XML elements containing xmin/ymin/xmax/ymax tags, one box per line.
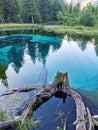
<box><xmin>23</xmin><ymin>0</ymin><xmax>41</xmax><ymax>23</ymax></box>
<box><xmin>50</xmin><ymin>0</ymin><xmax>65</xmax><ymax>21</ymax></box>
<box><xmin>39</xmin><ymin>0</ymin><xmax>51</xmax><ymax>22</ymax></box>
<box><xmin>0</xmin><ymin>1</ymin><xmax>4</xmax><ymax>23</ymax></box>
<box><xmin>2</xmin><ymin>0</ymin><xmax>18</xmax><ymax>23</ymax></box>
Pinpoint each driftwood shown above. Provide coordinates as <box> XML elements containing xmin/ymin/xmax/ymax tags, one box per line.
<box><xmin>0</xmin><ymin>72</ymin><xmax>59</xmax><ymax>129</ymax></box>
<box><xmin>64</xmin><ymin>73</ymin><xmax>96</xmax><ymax>130</ymax></box>
<box><xmin>0</xmin><ymin>72</ymin><xmax>98</xmax><ymax>130</ymax></box>
<box><xmin>66</xmin><ymin>87</ymin><xmax>87</xmax><ymax>130</ymax></box>
<box><xmin>64</xmin><ymin>73</ymin><xmax>98</xmax><ymax>130</ymax></box>
<box><xmin>0</xmin><ymin>118</ymin><xmax>19</xmax><ymax>129</ymax></box>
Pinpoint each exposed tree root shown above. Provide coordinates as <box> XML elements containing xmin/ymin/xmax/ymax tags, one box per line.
<box><xmin>66</xmin><ymin>87</ymin><xmax>87</xmax><ymax>130</ymax></box>
<box><xmin>65</xmin><ymin>73</ymin><xmax>97</xmax><ymax>130</ymax></box>
<box><xmin>0</xmin><ymin>73</ymin><xmax>58</xmax><ymax>129</ymax></box>
<box><xmin>0</xmin><ymin>72</ymin><xmax>98</xmax><ymax>130</ymax></box>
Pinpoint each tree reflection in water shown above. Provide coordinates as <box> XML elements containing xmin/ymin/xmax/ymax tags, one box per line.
<box><xmin>0</xmin><ymin>35</ymin><xmax>62</xmax><ymax>87</ymax></box>
<box><xmin>1</xmin><ymin>33</ymin><xmax>98</xmax><ymax>90</ymax></box>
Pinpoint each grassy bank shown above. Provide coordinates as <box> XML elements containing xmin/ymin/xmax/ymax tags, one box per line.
<box><xmin>43</xmin><ymin>25</ymin><xmax>98</xmax><ymax>36</ymax></box>
<box><xmin>0</xmin><ymin>24</ymin><xmax>98</xmax><ymax>36</ymax></box>
<box><xmin>0</xmin><ymin>24</ymin><xmax>43</xmax><ymax>31</ymax></box>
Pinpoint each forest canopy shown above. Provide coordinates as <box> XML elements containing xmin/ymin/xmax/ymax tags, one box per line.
<box><xmin>0</xmin><ymin>0</ymin><xmax>98</xmax><ymax>27</ymax></box>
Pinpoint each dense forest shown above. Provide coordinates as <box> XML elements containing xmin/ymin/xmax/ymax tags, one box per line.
<box><xmin>0</xmin><ymin>0</ymin><xmax>98</xmax><ymax>27</ymax></box>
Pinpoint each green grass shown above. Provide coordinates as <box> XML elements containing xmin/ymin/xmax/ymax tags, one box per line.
<box><xmin>17</xmin><ymin>118</ymin><xmax>41</xmax><ymax>130</ymax></box>
<box><xmin>43</xmin><ymin>25</ymin><xmax>98</xmax><ymax>36</ymax></box>
<box><xmin>0</xmin><ymin>23</ymin><xmax>43</xmax><ymax>31</ymax></box>
<box><xmin>0</xmin><ymin>24</ymin><xmax>98</xmax><ymax>36</ymax></box>
<box><xmin>0</xmin><ymin>111</ymin><xmax>7</xmax><ymax>121</ymax></box>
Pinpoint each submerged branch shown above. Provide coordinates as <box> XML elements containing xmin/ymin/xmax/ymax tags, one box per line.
<box><xmin>0</xmin><ymin>86</ymin><xmax>37</xmax><ymax>97</ymax></box>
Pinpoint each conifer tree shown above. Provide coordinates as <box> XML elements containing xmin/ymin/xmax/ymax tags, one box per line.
<box><xmin>23</xmin><ymin>0</ymin><xmax>41</xmax><ymax>23</ymax></box>
<box><xmin>2</xmin><ymin>0</ymin><xmax>18</xmax><ymax>23</ymax></box>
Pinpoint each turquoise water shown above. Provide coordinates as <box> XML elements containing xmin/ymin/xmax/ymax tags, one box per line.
<box><xmin>0</xmin><ymin>34</ymin><xmax>98</xmax><ymax>101</ymax></box>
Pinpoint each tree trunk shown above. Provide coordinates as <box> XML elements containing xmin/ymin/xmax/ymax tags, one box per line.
<box><xmin>32</xmin><ymin>16</ymin><xmax>34</xmax><ymax>24</ymax></box>
<box><xmin>0</xmin><ymin>72</ymin><xmax>98</xmax><ymax>130</ymax></box>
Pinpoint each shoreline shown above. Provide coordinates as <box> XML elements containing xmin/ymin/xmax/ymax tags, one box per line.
<box><xmin>0</xmin><ymin>24</ymin><xmax>98</xmax><ymax>36</ymax></box>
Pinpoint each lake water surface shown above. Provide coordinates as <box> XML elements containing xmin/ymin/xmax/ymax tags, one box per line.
<box><xmin>0</xmin><ymin>30</ymin><xmax>98</xmax><ymax>130</ymax></box>
<box><xmin>0</xmin><ymin>32</ymin><xmax>98</xmax><ymax>102</ymax></box>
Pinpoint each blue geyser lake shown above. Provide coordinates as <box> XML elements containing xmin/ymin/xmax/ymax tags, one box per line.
<box><xmin>0</xmin><ymin>34</ymin><xmax>98</xmax><ymax>101</ymax></box>
<box><xmin>0</xmin><ymin>33</ymin><xmax>98</xmax><ymax>130</ymax></box>
<box><xmin>0</xmin><ymin>34</ymin><xmax>98</xmax><ymax>100</ymax></box>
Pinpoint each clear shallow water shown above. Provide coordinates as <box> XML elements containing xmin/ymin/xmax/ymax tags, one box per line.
<box><xmin>0</xmin><ymin>34</ymin><xmax>98</xmax><ymax>102</ymax></box>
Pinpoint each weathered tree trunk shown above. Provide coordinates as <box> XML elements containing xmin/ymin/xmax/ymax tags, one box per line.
<box><xmin>64</xmin><ymin>73</ymin><xmax>97</xmax><ymax>130</ymax></box>
<box><xmin>66</xmin><ymin>87</ymin><xmax>87</xmax><ymax>130</ymax></box>
<box><xmin>0</xmin><ymin>16</ymin><xmax>4</xmax><ymax>23</ymax></box>
<box><xmin>0</xmin><ymin>72</ymin><xmax>58</xmax><ymax>129</ymax></box>
<box><xmin>32</xmin><ymin>15</ymin><xmax>34</xmax><ymax>24</ymax></box>
<box><xmin>0</xmin><ymin>118</ymin><xmax>19</xmax><ymax>129</ymax></box>
<box><xmin>0</xmin><ymin>72</ymin><xmax>98</xmax><ymax>130</ymax></box>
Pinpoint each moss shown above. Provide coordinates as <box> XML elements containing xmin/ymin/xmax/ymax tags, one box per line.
<box><xmin>56</xmin><ymin>127</ymin><xmax>63</xmax><ymax>130</ymax></box>
<box><xmin>57</xmin><ymin>77</ymin><xmax>63</xmax><ymax>84</ymax></box>
<box><xmin>0</xmin><ymin>111</ymin><xmax>7</xmax><ymax>121</ymax></box>
<box><xmin>38</xmin><ymin>98</ymin><xmax>43</xmax><ymax>103</ymax></box>
<box><xmin>56</xmin><ymin>72</ymin><xmax>64</xmax><ymax>84</ymax></box>
<box><xmin>17</xmin><ymin>117</ymin><xmax>40</xmax><ymax>130</ymax></box>
<box><xmin>42</xmin><ymin>84</ymin><xmax>46</xmax><ymax>89</ymax></box>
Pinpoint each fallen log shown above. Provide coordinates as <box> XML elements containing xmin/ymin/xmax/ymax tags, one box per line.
<box><xmin>0</xmin><ymin>90</ymin><xmax>53</xmax><ymax>129</ymax></box>
<box><xmin>66</xmin><ymin>87</ymin><xmax>87</xmax><ymax>130</ymax></box>
<box><xmin>0</xmin><ymin>72</ymin><xmax>62</xmax><ymax>129</ymax></box>
<box><xmin>0</xmin><ymin>118</ymin><xmax>20</xmax><ymax>129</ymax></box>
<box><xmin>63</xmin><ymin>73</ymin><xmax>98</xmax><ymax>130</ymax></box>
<box><xmin>0</xmin><ymin>72</ymin><xmax>98</xmax><ymax>130</ymax></box>
<box><xmin>65</xmin><ymin>86</ymin><xmax>97</xmax><ymax>130</ymax></box>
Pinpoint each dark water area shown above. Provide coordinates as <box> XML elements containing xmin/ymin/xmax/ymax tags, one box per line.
<box><xmin>0</xmin><ymin>29</ymin><xmax>98</xmax><ymax>129</ymax></box>
<box><xmin>32</xmin><ymin>92</ymin><xmax>98</xmax><ymax>130</ymax></box>
<box><xmin>33</xmin><ymin>95</ymin><xmax>76</xmax><ymax>130</ymax></box>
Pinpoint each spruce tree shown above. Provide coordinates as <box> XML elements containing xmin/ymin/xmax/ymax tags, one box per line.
<box><xmin>2</xmin><ymin>0</ymin><xmax>18</xmax><ymax>23</ymax></box>
<box><xmin>23</xmin><ymin>0</ymin><xmax>41</xmax><ymax>23</ymax></box>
